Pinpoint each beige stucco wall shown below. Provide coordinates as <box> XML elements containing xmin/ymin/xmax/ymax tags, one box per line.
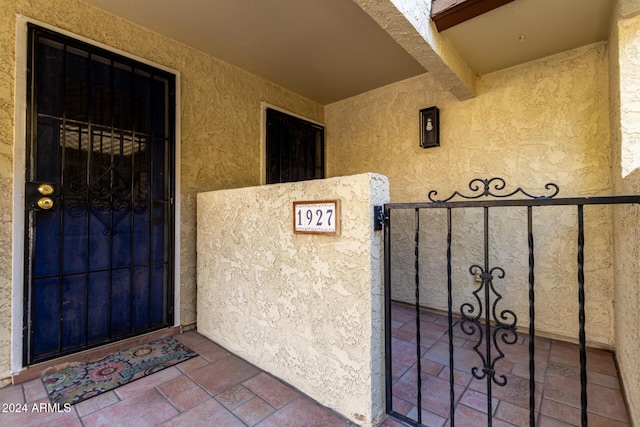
<box><xmin>196</xmin><ymin>173</ymin><xmax>389</xmax><ymax>426</ymax></box>
<box><xmin>0</xmin><ymin>1</ymin><xmax>635</xmax><ymax>420</ymax></box>
<box><xmin>326</xmin><ymin>43</ymin><xmax>615</xmax><ymax>346</ymax></box>
<box><xmin>0</xmin><ymin>0</ymin><xmax>322</xmax><ymax>382</ymax></box>
<box><xmin>610</xmin><ymin>1</ymin><xmax>640</xmax><ymax>424</ymax></box>
<box><xmin>353</xmin><ymin>0</ymin><xmax>475</xmax><ymax>100</ymax></box>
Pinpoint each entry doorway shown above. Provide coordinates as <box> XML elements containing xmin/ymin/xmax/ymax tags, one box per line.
<box><xmin>23</xmin><ymin>25</ymin><xmax>176</xmax><ymax>365</ymax></box>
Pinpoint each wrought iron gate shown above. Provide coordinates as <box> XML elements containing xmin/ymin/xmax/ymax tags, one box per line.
<box><xmin>381</xmin><ymin>178</ymin><xmax>638</xmax><ymax>427</ymax></box>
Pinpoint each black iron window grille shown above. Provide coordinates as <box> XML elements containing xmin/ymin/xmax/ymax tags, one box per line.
<box><xmin>265</xmin><ymin>108</ymin><xmax>324</xmax><ymax>184</ymax></box>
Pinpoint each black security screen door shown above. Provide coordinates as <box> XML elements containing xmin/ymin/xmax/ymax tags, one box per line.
<box><xmin>24</xmin><ymin>25</ymin><xmax>176</xmax><ymax>365</ymax></box>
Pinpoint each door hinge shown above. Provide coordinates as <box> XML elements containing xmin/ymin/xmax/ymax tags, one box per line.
<box><xmin>374</xmin><ymin>205</ymin><xmax>388</xmax><ymax>231</ymax></box>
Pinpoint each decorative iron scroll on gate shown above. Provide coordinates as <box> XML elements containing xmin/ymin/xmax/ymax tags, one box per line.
<box><xmin>432</xmin><ymin>178</ymin><xmax>558</xmax><ymax>390</ymax></box>
<box><xmin>426</xmin><ymin>177</ymin><xmax>560</xmax><ymax>202</ymax></box>
<box><xmin>381</xmin><ymin>178</ymin><xmax>640</xmax><ymax>427</ymax></box>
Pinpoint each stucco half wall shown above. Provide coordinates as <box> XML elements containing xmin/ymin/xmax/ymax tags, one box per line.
<box><xmin>196</xmin><ymin>173</ymin><xmax>389</xmax><ymax>426</ymax></box>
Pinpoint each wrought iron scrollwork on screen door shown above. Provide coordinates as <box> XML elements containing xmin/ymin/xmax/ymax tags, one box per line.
<box><xmin>62</xmin><ymin>126</ymin><xmax>150</xmax><ymax>236</ymax></box>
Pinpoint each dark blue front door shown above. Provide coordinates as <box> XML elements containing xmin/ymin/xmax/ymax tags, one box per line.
<box><xmin>24</xmin><ymin>25</ymin><xmax>176</xmax><ymax>365</ymax></box>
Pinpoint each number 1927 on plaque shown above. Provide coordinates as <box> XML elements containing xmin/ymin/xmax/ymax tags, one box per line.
<box><xmin>293</xmin><ymin>200</ymin><xmax>340</xmax><ymax>236</ymax></box>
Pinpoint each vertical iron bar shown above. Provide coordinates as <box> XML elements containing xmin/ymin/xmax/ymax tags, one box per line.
<box><xmin>577</xmin><ymin>205</ymin><xmax>587</xmax><ymax>427</ymax></box>
<box><xmin>129</xmin><ymin>68</ymin><xmax>136</xmax><ymax>335</ymax></box>
<box><xmin>414</xmin><ymin>208</ymin><xmax>422</xmax><ymax>425</ymax></box>
<box><xmin>167</xmin><ymin>80</ymin><xmax>176</xmax><ymax>325</ymax></box>
<box><xmin>527</xmin><ymin>206</ymin><xmax>536</xmax><ymax>427</ymax></box>
<box><xmin>447</xmin><ymin>208</ymin><xmax>455</xmax><ymax>426</ymax></box>
<box><xmin>148</xmin><ymin>74</ymin><xmax>155</xmax><ymax>329</ymax></box>
<box><xmin>107</xmin><ymin>58</ymin><xmax>115</xmax><ymax>341</ymax></box>
<box><xmin>84</xmin><ymin>53</ymin><xmax>94</xmax><ymax>348</ymax></box>
<box><xmin>25</xmin><ymin>27</ymin><xmax>37</xmax><ymax>365</ymax></box>
<box><xmin>484</xmin><ymin>206</ymin><xmax>493</xmax><ymax>426</ymax></box>
<box><xmin>58</xmin><ymin>42</ymin><xmax>68</xmax><ymax>354</ymax></box>
<box><xmin>84</xmin><ymin>126</ymin><xmax>92</xmax><ymax>347</ymax></box>
<box><xmin>384</xmin><ymin>206</ymin><xmax>393</xmax><ymax>413</ymax></box>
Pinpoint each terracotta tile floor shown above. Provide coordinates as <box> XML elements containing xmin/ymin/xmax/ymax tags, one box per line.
<box><xmin>0</xmin><ymin>308</ymin><xmax>632</xmax><ymax>427</ymax></box>
<box><xmin>0</xmin><ymin>331</ymin><xmax>352</xmax><ymax>427</ymax></box>
<box><xmin>388</xmin><ymin>302</ymin><xmax>632</xmax><ymax>426</ymax></box>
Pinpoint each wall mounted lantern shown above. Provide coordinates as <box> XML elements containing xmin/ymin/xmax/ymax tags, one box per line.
<box><xmin>420</xmin><ymin>106</ymin><xmax>440</xmax><ymax>148</ymax></box>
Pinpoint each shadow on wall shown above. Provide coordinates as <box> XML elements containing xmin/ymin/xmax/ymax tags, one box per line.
<box><xmin>612</xmin><ymin>166</ymin><xmax>640</xmax><ymax>425</ymax></box>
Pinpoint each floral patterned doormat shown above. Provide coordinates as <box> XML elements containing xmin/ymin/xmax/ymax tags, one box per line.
<box><xmin>42</xmin><ymin>336</ymin><xmax>197</xmax><ymax>405</ymax></box>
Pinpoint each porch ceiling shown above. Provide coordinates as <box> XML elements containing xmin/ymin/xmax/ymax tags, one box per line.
<box><xmin>83</xmin><ymin>0</ymin><xmax>613</xmax><ymax>105</ymax></box>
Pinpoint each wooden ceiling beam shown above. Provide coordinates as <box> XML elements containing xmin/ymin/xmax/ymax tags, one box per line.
<box><xmin>431</xmin><ymin>0</ymin><xmax>514</xmax><ymax>32</ymax></box>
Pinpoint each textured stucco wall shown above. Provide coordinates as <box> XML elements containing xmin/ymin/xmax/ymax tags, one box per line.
<box><xmin>353</xmin><ymin>0</ymin><xmax>475</xmax><ymax>99</ymax></box>
<box><xmin>610</xmin><ymin>1</ymin><xmax>640</xmax><ymax>424</ymax></box>
<box><xmin>0</xmin><ymin>0</ymin><xmax>322</xmax><ymax>381</ymax></box>
<box><xmin>326</xmin><ymin>43</ymin><xmax>615</xmax><ymax>346</ymax></box>
<box><xmin>197</xmin><ymin>173</ymin><xmax>389</xmax><ymax>426</ymax></box>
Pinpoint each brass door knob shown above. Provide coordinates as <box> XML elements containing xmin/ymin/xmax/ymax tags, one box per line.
<box><xmin>37</xmin><ymin>197</ymin><xmax>54</xmax><ymax>210</ymax></box>
<box><xmin>37</xmin><ymin>183</ymin><xmax>55</xmax><ymax>195</ymax></box>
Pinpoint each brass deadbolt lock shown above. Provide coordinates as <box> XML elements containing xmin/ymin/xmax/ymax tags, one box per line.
<box><xmin>37</xmin><ymin>197</ymin><xmax>54</xmax><ymax>210</ymax></box>
<box><xmin>38</xmin><ymin>183</ymin><xmax>55</xmax><ymax>196</ymax></box>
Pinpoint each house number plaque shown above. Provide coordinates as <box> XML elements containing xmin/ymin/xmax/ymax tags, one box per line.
<box><xmin>293</xmin><ymin>200</ymin><xmax>340</xmax><ymax>236</ymax></box>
